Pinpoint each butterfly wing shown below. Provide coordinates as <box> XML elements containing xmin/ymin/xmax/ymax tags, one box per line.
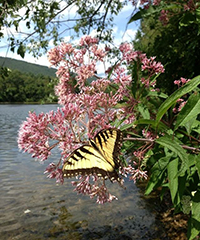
<box><xmin>62</xmin><ymin>128</ymin><xmax>123</xmax><ymax>182</ymax></box>
<box><xmin>62</xmin><ymin>144</ymin><xmax>117</xmax><ymax>180</ymax></box>
<box><xmin>92</xmin><ymin>128</ymin><xmax>123</xmax><ymax>169</ymax></box>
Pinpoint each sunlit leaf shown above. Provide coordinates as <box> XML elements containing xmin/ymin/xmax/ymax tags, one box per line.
<box><xmin>145</xmin><ymin>156</ymin><xmax>171</xmax><ymax>195</ymax></box>
<box><xmin>137</xmin><ymin>103</ymin><xmax>150</xmax><ymax>119</ymax></box>
<box><xmin>156</xmin><ymin>75</ymin><xmax>200</xmax><ymax>126</ymax></box>
<box><xmin>156</xmin><ymin>135</ymin><xmax>188</xmax><ymax>176</ymax></box>
<box><xmin>167</xmin><ymin>158</ymin><xmax>179</xmax><ymax>204</ymax></box>
<box><xmin>175</xmin><ymin>92</ymin><xmax>200</xmax><ymax>131</ymax></box>
<box><xmin>188</xmin><ymin>191</ymin><xmax>200</xmax><ymax>240</ymax></box>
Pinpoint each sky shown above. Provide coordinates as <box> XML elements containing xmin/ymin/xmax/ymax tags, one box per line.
<box><xmin>0</xmin><ymin>1</ymin><xmax>140</xmax><ymax>67</ymax></box>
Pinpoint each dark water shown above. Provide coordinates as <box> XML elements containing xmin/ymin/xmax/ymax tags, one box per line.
<box><xmin>0</xmin><ymin>104</ymin><xmax>162</xmax><ymax>240</ymax></box>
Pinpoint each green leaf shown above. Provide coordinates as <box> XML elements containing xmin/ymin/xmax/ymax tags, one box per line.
<box><xmin>184</xmin><ymin>118</ymin><xmax>197</xmax><ymax>135</ymax></box>
<box><xmin>17</xmin><ymin>43</ymin><xmax>25</xmax><ymax>58</ymax></box>
<box><xmin>134</xmin><ymin>119</ymin><xmax>156</xmax><ymax>125</ymax></box>
<box><xmin>138</xmin><ymin>104</ymin><xmax>150</xmax><ymax>119</ymax></box>
<box><xmin>128</xmin><ymin>5</ymin><xmax>164</xmax><ymax>23</ymax></box>
<box><xmin>156</xmin><ymin>75</ymin><xmax>200</xmax><ymax>126</ymax></box>
<box><xmin>145</xmin><ymin>156</ymin><xmax>171</xmax><ymax>195</ymax></box>
<box><xmin>134</xmin><ymin>118</ymin><xmax>169</xmax><ymax>131</ymax></box>
<box><xmin>192</xmin><ymin>120</ymin><xmax>200</xmax><ymax>134</ymax></box>
<box><xmin>128</xmin><ymin>3</ymin><xmax>180</xmax><ymax>23</ymax></box>
<box><xmin>120</xmin><ymin>123</ymin><xmax>135</xmax><ymax>131</ymax></box>
<box><xmin>167</xmin><ymin>158</ymin><xmax>179</xmax><ymax>205</ymax></box>
<box><xmin>132</xmin><ymin>119</ymin><xmax>169</xmax><ymax>131</ymax></box>
<box><xmin>155</xmin><ymin>135</ymin><xmax>189</xmax><ymax>176</ymax></box>
<box><xmin>175</xmin><ymin>92</ymin><xmax>200</xmax><ymax>130</ymax></box>
<box><xmin>195</xmin><ymin>155</ymin><xmax>200</xmax><ymax>179</ymax></box>
<box><xmin>188</xmin><ymin>191</ymin><xmax>200</xmax><ymax>240</ymax></box>
<box><xmin>147</xmin><ymin>91</ymin><xmax>168</xmax><ymax>99</ymax></box>
<box><xmin>128</xmin><ymin>8</ymin><xmax>146</xmax><ymax>23</ymax></box>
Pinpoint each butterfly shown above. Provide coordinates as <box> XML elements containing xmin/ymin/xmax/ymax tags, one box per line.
<box><xmin>62</xmin><ymin>128</ymin><xmax>123</xmax><ymax>182</ymax></box>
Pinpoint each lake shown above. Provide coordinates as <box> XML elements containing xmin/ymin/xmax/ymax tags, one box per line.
<box><xmin>0</xmin><ymin>104</ymin><xmax>163</xmax><ymax>240</ymax></box>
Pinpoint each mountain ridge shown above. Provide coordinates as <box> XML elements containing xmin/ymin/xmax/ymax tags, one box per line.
<box><xmin>0</xmin><ymin>56</ymin><xmax>57</xmax><ymax>77</ymax></box>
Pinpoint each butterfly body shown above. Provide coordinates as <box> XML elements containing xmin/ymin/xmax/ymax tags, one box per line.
<box><xmin>62</xmin><ymin>128</ymin><xmax>123</xmax><ymax>182</ymax></box>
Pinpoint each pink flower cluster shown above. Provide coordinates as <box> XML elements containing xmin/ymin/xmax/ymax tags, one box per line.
<box><xmin>71</xmin><ymin>175</ymin><xmax>118</xmax><ymax>204</ymax></box>
<box><xmin>47</xmin><ymin>37</ymin><xmax>137</xmax><ymax>134</ymax></box>
<box><xmin>153</xmin><ymin>0</ymin><xmax>161</xmax><ymax>6</ymax></box>
<box><xmin>184</xmin><ymin>0</ymin><xmax>196</xmax><ymax>11</ymax></box>
<box><xmin>141</xmin><ymin>56</ymin><xmax>164</xmax><ymax>88</ymax></box>
<box><xmin>173</xmin><ymin>98</ymin><xmax>187</xmax><ymax>113</ymax></box>
<box><xmin>173</xmin><ymin>78</ymin><xmax>190</xmax><ymax>113</ymax></box>
<box><xmin>18</xmin><ymin>36</ymin><xmax>165</xmax><ymax>203</ymax></box>
<box><xmin>142</xmin><ymin>56</ymin><xmax>164</xmax><ymax>75</ymax></box>
<box><xmin>174</xmin><ymin>77</ymin><xmax>190</xmax><ymax>88</ymax></box>
<box><xmin>159</xmin><ymin>10</ymin><xmax>169</xmax><ymax>25</ymax></box>
<box><xmin>119</xmin><ymin>43</ymin><xmax>144</xmax><ymax>64</ymax></box>
<box><xmin>18</xmin><ymin>106</ymin><xmax>84</xmax><ymax>161</ymax></box>
<box><xmin>122</xmin><ymin>165</ymin><xmax>148</xmax><ymax>183</ymax></box>
<box><xmin>44</xmin><ymin>163</ymin><xmax>64</xmax><ymax>184</ymax></box>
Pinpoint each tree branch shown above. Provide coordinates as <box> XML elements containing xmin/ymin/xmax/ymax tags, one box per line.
<box><xmin>21</xmin><ymin>0</ymin><xmax>77</xmax><ymax>44</ymax></box>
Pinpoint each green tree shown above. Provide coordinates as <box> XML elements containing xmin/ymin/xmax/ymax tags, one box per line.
<box><xmin>132</xmin><ymin>1</ymin><xmax>200</xmax><ymax>94</ymax></box>
<box><xmin>0</xmin><ymin>69</ymin><xmax>57</xmax><ymax>102</ymax></box>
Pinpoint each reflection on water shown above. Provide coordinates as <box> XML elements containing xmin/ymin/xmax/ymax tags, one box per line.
<box><xmin>0</xmin><ymin>104</ymin><xmax>162</xmax><ymax>239</ymax></box>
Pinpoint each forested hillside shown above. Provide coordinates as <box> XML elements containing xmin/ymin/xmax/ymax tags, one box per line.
<box><xmin>0</xmin><ymin>57</ymin><xmax>56</xmax><ymax>77</ymax></box>
<box><xmin>0</xmin><ymin>58</ymin><xmax>58</xmax><ymax>103</ymax></box>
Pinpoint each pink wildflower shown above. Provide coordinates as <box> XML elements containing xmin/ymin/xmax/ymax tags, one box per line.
<box><xmin>173</xmin><ymin>98</ymin><xmax>187</xmax><ymax>113</ymax></box>
<box><xmin>153</xmin><ymin>0</ymin><xmax>161</xmax><ymax>5</ymax></box>
<box><xmin>18</xmin><ymin>111</ymin><xmax>52</xmax><ymax>160</ymax></box>
<box><xmin>178</xmin><ymin>101</ymin><xmax>187</xmax><ymax>112</ymax></box>
<box><xmin>174</xmin><ymin>80</ymin><xmax>181</xmax><ymax>87</ymax></box>
<box><xmin>45</xmin><ymin>165</ymin><xmax>64</xmax><ymax>184</ymax></box>
<box><xmin>174</xmin><ymin>77</ymin><xmax>190</xmax><ymax>88</ymax></box>
<box><xmin>79</xmin><ymin>36</ymin><xmax>99</xmax><ymax>47</ymax></box>
<box><xmin>142</xmin><ymin>129</ymin><xmax>156</xmax><ymax>140</ymax></box>
<box><xmin>71</xmin><ymin>175</ymin><xmax>118</xmax><ymax>204</ymax></box>
<box><xmin>91</xmin><ymin>45</ymin><xmax>106</xmax><ymax>60</ymax></box>
<box><xmin>48</xmin><ymin>47</ymin><xmax>63</xmax><ymax>66</ymax></box>
<box><xmin>181</xmin><ymin>77</ymin><xmax>190</xmax><ymax>84</ymax></box>
<box><xmin>142</xmin><ymin>56</ymin><xmax>164</xmax><ymax>75</ymax></box>
<box><xmin>60</xmin><ymin>42</ymin><xmax>74</xmax><ymax>55</ymax></box>
<box><xmin>120</xmin><ymin>43</ymin><xmax>145</xmax><ymax>64</ymax></box>
<box><xmin>76</xmin><ymin>63</ymin><xmax>96</xmax><ymax>87</ymax></box>
<box><xmin>184</xmin><ymin>0</ymin><xmax>195</xmax><ymax>11</ymax></box>
<box><xmin>122</xmin><ymin>165</ymin><xmax>148</xmax><ymax>183</ymax></box>
<box><xmin>159</xmin><ymin>10</ymin><xmax>169</xmax><ymax>25</ymax></box>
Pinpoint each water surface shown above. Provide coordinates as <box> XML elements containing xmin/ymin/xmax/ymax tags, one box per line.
<box><xmin>0</xmin><ymin>104</ymin><xmax>162</xmax><ymax>239</ymax></box>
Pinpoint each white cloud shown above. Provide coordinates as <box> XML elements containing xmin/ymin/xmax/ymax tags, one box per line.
<box><xmin>62</xmin><ymin>36</ymin><xmax>71</xmax><ymax>43</ymax></box>
<box><xmin>122</xmin><ymin>2</ymin><xmax>135</xmax><ymax>12</ymax></box>
<box><xmin>112</xmin><ymin>28</ymin><xmax>137</xmax><ymax>47</ymax></box>
<box><xmin>112</xmin><ymin>26</ymin><xmax>119</xmax><ymax>35</ymax></box>
<box><xmin>59</xmin><ymin>1</ymin><xmax>78</xmax><ymax>17</ymax></box>
<box><xmin>122</xmin><ymin>29</ymin><xmax>137</xmax><ymax>42</ymax></box>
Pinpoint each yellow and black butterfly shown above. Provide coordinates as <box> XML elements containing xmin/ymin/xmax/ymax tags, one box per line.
<box><xmin>62</xmin><ymin>128</ymin><xmax>123</xmax><ymax>182</ymax></box>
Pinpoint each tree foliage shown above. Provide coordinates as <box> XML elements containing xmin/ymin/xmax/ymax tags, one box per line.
<box><xmin>0</xmin><ymin>0</ymin><xmax>128</xmax><ymax>58</ymax></box>
<box><xmin>133</xmin><ymin>0</ymin><xmax>200</xmax><ymax>94</ymax></box>
<box><xmin>0</xmin><ymin>69</ymin><xmax>57</xmax><ymax>103</ymax></box>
